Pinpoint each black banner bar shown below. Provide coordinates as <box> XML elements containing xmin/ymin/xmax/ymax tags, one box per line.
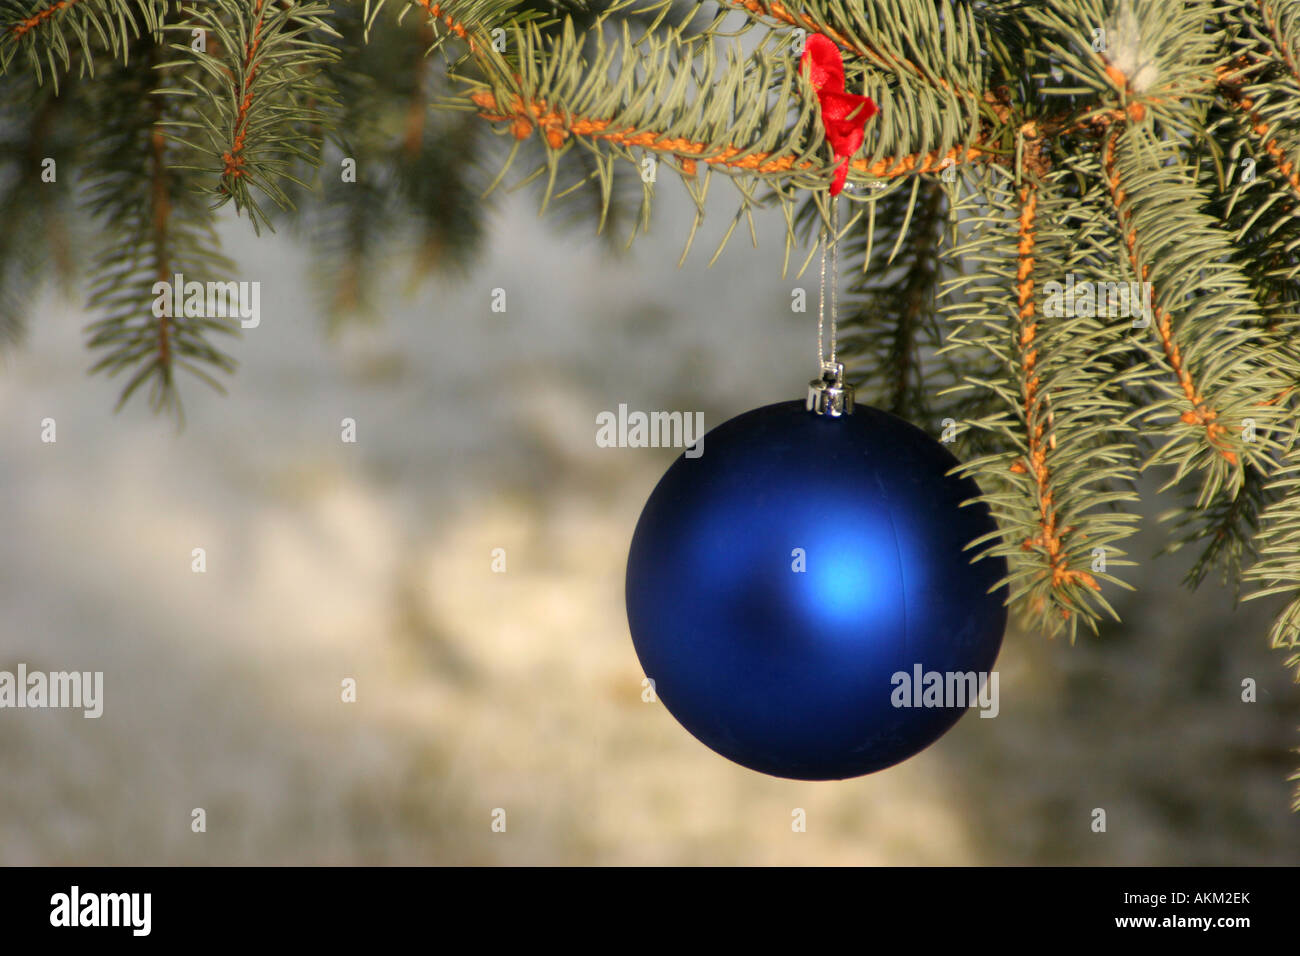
<box><xmin>0</xmin><ymin>865</ymin><xmax>1289</xmax><ymax>942</ymax></box>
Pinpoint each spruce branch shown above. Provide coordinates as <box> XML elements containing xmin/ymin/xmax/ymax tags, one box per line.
<box><xmin>455</xmin><ymin>0</ymin><xmax>998</xmax><ymax>258</ymax></box>
<box><xmin>364</xmin><ymin>0</ymin><xmax>525</xmax><ymax>48</ymax></box>
<box><xmin>1164</xmin><ymin>462</ymin><xmax>1272</xmax><ymax>594</ymax></box>
<box><xmin>81</xmin><ymin>52</ymin><xmax>236</xmax><ymax>419</ymax></box>
<box><xmin>724</xmin><ymin>0</ymin><xmax>986</xmax><ymax>106</ymax></box>
<box><xmin>1100</xmin><ymin>124</ymin><xmax>1289</xmax><ymax>501</ymax></box>
<box><xmin>159</xmin><ymin>0</ymin><xmax>341</xmax><ymax>233</ymax></box>
<box><xmin>942</xmin><ymin>163</ymin><xmax>1143</xmax><ymax>640</ymax></box>
<box><xmin>0</xmin><ymin>0</ymin><xmax>161</xmax><ymax>89</ymax></box>
<box><xmin>1218</xmin><ymin>68</ymin><xmax>1300</xmax><ymax>202</ymax></box>
<box><xmin>1006</xmin><ymin>182</ymin><xmax>1105</xmax><ymax>606</ymax></box>
<box><xmin>1211</xmin><ymin>1</ymin><xmax>1300</xmax><ymax>206</ymax></box>
<box><xmin>1244</xmin><ymin>455</ymin><xmax>1300</xmax><ymax>680</ymax></box>
<box><xmin>1101</xmin><ymin>130</ymin><xmax>1232</xmax><ymax>465</ymax></box>
<box><xmin>1256</xmin><ymin>0</ymin><xmax>1300</xmax><ymax>88</ymax></box>
<box><xmin>414</xmin><ymin>0</ymin><xmax>477</xmax><ymax>47</ymax></box>
<box><xmin>834</xmin><ymin>176</ymin><xmax>949</xmax><ymax>420</ymax></box>
<box><xmin>469</xmin><ymin>86</ymin><xmax>997</xmax><ymax>179</ymax></box>
<box><xmin>0</xmin><ymin>69</ymin><xmax>77</xmax><ymax>342</ymax></box>
<box><xmin>301</xmin><ymin>1</ymin><xmax>648</xmax><ymax>324</ymax></box>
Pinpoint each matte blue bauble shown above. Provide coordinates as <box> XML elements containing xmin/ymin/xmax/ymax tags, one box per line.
<box><xmin>625</xmin><ymin>400</ymin><xmax>1007</xmax><ymax>780</ymax></box>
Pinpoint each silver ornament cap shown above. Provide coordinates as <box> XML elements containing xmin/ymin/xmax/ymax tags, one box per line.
<box><xmin>806</xmin><ymin>362</ymin><xmax>854</xmax><ymax>417</ymax></box>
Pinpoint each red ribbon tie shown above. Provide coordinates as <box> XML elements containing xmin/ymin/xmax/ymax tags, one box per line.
<box><xmin>801</xmin><ymin>33</ymin><xmax>878</xmax><ymax>195</ymax></box>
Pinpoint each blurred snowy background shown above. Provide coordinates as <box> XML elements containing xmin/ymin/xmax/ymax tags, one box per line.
<box><xmin>1</xmin><ymin>178</ymin><xmax>1298</xmax><ymax>865</ymax></box>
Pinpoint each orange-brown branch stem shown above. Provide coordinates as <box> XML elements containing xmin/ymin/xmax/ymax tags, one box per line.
<box><xmin>1218</xmin><ymin>66</ymin><xmax>1300</xmax><ymax>200</ymax></box>
<box><xmin>1010</xmin><ymin>184</ymin><xmax>1098</xmax><ymax>605</ymax></box>
<box><xmin>469</xmin><ymin>89</ymin><xmax>997</xmax><ymax>178</ymax></box>
<box><xmin>8</xmin><ymin>0</ymin><xmax>78</xmax><ymax>38</ymax></box>
<box><xmin>150</xmin><ymin>117</ymin><xmax>172</xmax><ymax>370</ymax></box>
<box><xmin>221</xmin><ymin>0</ymin><xmax>270</xmax><ymax>183</ymax></box>
<box><xmin>417</xmin><ymin>1</ymin><xmax>480</xmax><ymax>51</ymax></box>
<box><xmin>1102</xmin><ymin>131</ymin><xmax>1237</xmax><ymax>465</ymax></box>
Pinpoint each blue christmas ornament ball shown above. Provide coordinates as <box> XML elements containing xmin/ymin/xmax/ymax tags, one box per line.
<box><xmin>625</xmin><ymin>400</ymin><xmax>1007</xmax><ymax>780</ymax></box>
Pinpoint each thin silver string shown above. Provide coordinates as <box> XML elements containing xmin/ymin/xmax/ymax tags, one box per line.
<box><xmin>817</xmin><ymin>215</ymin><xmax>826</xmax><ymax>369</ymax></box>
<box><xmin>831</xmin><ymin>194</ymin><xmax>839</xmax><ymax>367</ymax></box>
<box><xmin>817</xmin><ymin>195</ymin><xmax>840</xmax><ymax>372</ymax></box>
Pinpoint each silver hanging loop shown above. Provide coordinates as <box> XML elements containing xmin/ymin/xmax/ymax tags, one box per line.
<box><xmin>807</xmin><ymin>360</ymin><xmax>855</xmax><ymax>416</ymax></box>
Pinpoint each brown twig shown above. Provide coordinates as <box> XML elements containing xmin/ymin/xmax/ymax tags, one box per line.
<box><xmin>8</xmin><ymin>0</ymin><xmax>77</xmax><ymax>38</ymax></box>
<box><xmin>468</xmin><ymin>89</ymin><xmax>998</xmax><ymax>178</ymax></box>
<box><xmin>416</xmin><ymin>0</ymin><xmax>479</xmax><ymax>52</ymax></box>
<box><xmin>221</xmin><ymin>0</ymin><xmax>271</xmax><ymax>184</ymax></box>
<box><xmin>150</xmin><ymin>107</ymin><xmax>172</xmax><ymax>370</ymax></box>
<box><xmin>1218</xmin><ymin>62</ymin><xmax>1300</xmax><ymax>200</ymax></box>
<box><xmin>1102</xmin><ymin>129</ymin><xmax>1238</xmax><ymax>465</ymax></box>
<box><xmin>1008</xmin><ymin>184</ymin><xmax>1098</xmax><ymax>609</ymax></box>
<box><xmin>404</xmin><ymin>21</ymin><xmax>437</xmax><ymax>158</ymax></box>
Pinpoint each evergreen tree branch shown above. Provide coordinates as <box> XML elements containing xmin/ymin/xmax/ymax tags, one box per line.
<box><xmin>82</xmin><ymin>50</ymin><xmax>237</xmax><ymax>419</ymax></box>
<box><xmin>451</xmin><ymin>0</ymin><xmax>1000</xmax><ymax>257</ymax></box>
<box><xmin>1212</xmin><ymin>1</ymin><xmax>1300</xmax><ymax>205</ymax></box>
<box><xmin>415</xmin><ymin>0</ymin><xmax>477</xmax><ymax>47</ymax></box>
<box><xmin>1218</xmin><ymin>69</ymin><xmax>1300</xmax><ymax>201</ymax></box>
<box><xmin>1102</xmin><ymin>130</ymin><xmax>1234</xmax><ymax>467</ymax></box>
<box><xmin>1099</xmin><ymin>124</ymin><xmax>1289</xmax><ymax>503</ymax></box>
<box><xmin>1006</xmin><ymin>181</ymin><xmax>1105</xmax><ymax>609</ymax></box>
<box><xmin>0</xmin><ymin>69</ymin><xmax>76</xmax><ymax>343</ymax></box>
<box><xmin>468</xmin><ymin>87</ymin><xmax>998</xmax><ymax>178</ymax></box>
<box><xmin>942</xmin><ymin>162</ymin><xmax>1144</xmax><ymax>641</ymax></box>
<box><xmin>723</xmin><ymin>0</ymin><xmax>986</xmax><ymax>106</ymax></box>
<box><xmin>8</xmin><ymin>0</ymin><xmax>79</xmax><ymax>37</ymax></box>
<box><xmin>833</xmin><ymin>177</ymin><xmax>950</xmax><ymax>421</ymax></box>
<box><xmin>1244</xmin><ymin>455</ymin><xmax>1300</xmax><ymax>680</ymax></box>
<box><xmin>302</xmin><ymin>1</ymin><xmax>637</xmax><ymax>324</ymax></box>
<box><xmin>159</xmin><ymin>0</ymin><xmax>341</xmax><ymax>233</ymax></box>
<box><xmin>366</xmin><ymin>0</ymin><xmax>524</xmax><ymax>48</ymax></box>
<box><xmin>1164</xmin><ymin>461</ymin><xmax>1272</xmax><ymax>593</ymax></box>
<box><xmin>1257</xmin><ymin>0</ymin><xmax>1300</xmax><ymax>87</ymax></box>
<box><xmin>0</xmin><ymin>0</ymin><xmax>161</xmax><ymax>89</ymax></box>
